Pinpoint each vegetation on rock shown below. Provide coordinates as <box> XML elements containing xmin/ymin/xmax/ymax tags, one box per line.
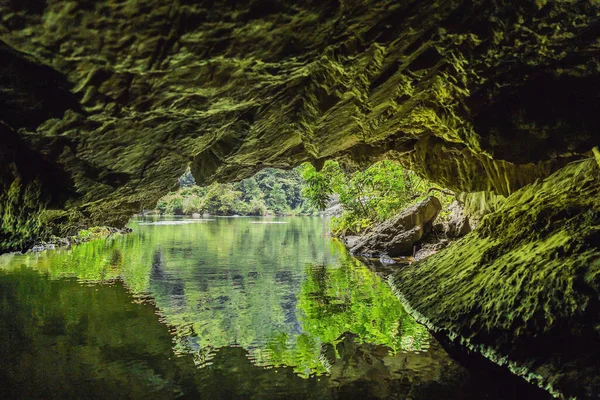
<box><xmin>390</xmin><ymin>159</ymin><xmax>600</xmax><ymax>399</ymax></box>
<box><xmin>301</xmin><ymin>160</ymin><xmax>453</xmax><ymax>235</ymax></box>
<box><xmin>2</xmin><ymin>1</ymin><xmax>599</xmax><ymax>250</ymax></box>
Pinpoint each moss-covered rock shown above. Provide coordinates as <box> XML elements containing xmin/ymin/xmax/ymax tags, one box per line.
<box><xmin>389</xmin><ymin>159</ymin><xmax>600</xmax><ymax>399</ymax></box>
<box><xmin>1</xmin><ymin>0</ymin><xmax>599</xmax><ymax>249</ymax></box>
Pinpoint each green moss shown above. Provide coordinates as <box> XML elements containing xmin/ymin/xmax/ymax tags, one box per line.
<box><xmin>390</xmin><ymin>159</ymin><xmax>600</xmax><ymax>399</ymax></box>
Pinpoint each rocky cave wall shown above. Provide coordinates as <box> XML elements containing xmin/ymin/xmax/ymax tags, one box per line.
<box><xmin>390</xmin><ymin>159</ymin><xmax>600</xmax><ymax>399</ymax></box>
<box><xmin>1</xmin><ymin>0</ymin><xmax>599</xmax><ymax>251</ymax></box>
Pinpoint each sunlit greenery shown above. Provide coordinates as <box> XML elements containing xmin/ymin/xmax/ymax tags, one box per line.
<box><xmin>264</xmin><ymin>242</ymin><xmax>429</xmax><ymax>377</ymax></box>
<box><xmin>301</xmin><ymin>160</ymin><xmax>454</xmax><ymax>235</ymax></box>
<box><xmin>157</xmin><ymin>161</ymin><xmax>454</xmax><ymax>234</ymax></box>
<box><xmin>156</xmin><ymin>168</ymin><xmax>316</xmax><ymax>216</ymax></box>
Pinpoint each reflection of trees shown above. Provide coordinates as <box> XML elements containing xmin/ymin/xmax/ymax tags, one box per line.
<box><xmin>297</xmin><ymin>251</ymin><xmax>429</xmax><ymax>356</ymax></box>
<box><xmin>0</xmin><ymin>269</ymin><xmax>329</xmax><ymax>399</ymax></box>
<box><xmin>0</xmin><ymin>217</ymin><xmax>427</xmax><ymax>381</ymax></box>
<box><xmin>263</xmin><ymin>248</ymin><xmax>430</xmax><ymax>378</ymax></box>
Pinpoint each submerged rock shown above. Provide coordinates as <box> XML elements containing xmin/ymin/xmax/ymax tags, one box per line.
<box><xmin>350</xmin><ymin>196</ymin><xmax>442</xmax><ymax>257</ymax></box>
<box><xmin>390</xmin><ymin>159</ymin><xmax>600</xmax><ymax>399</ymax></box>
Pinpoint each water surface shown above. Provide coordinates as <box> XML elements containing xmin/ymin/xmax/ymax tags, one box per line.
<box><xmin>0</xmin><ymin>216</ymin><xmax>548</xmax><ymax>399</ymax></box>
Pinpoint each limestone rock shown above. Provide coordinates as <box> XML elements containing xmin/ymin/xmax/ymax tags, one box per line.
<box><xmin>322</xmin><ymin>194</ymin><xmax>343</xmax><ymax>217</ymax></box>
<box><xmin>1</xmin><ymin>1</ymin><xmax>600</xmax><ymax>251</ymax></box>
<box><xmin>446</xmin><ymin>200</ymin><xmax>472</xmax><ymax>238</ymax></box>
<box><xmin>350</xmin><ymin>196</ymin><xmax>441</xmax><ymax>257</ymax></box>
<box><xmin>390</xmin><ymin>159</ymin><xmax>600</xmax><ymax>399</ymax></box>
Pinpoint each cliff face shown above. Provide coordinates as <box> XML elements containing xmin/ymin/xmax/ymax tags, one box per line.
<box><xmin>1</xmin><ymin>0</ymin><xmax>599</xmax><ymax>250</ymax></box>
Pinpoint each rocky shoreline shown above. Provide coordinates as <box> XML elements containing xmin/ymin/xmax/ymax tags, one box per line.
<box><xmin>371</xmin><ymin>159</ymin><xmax>600</xmax><ymax>399</ymax></box>
<box><xmin>342</xmin><ymin>195</ymin><xmax>473</xmax><ymax>265</ymax></box>
<box><xmin>28</xmin><ymin>226</ymin><xmax>133</xmax><ymax>253</ymax></box>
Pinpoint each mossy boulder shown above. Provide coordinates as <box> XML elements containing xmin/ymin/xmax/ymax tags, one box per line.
<box><xmin>350</xmin><ymin>196</ymin><xmax>442</xmax><ymax>257</ymax></box>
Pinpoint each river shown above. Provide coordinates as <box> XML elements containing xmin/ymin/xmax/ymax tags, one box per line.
<box><xmin>0</xmin><ymin>216</ymin><xmax>549</xmax><ymax>399</ymax></box>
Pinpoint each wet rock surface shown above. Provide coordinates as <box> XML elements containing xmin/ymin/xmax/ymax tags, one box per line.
<box><xmin>1</xmin><ymin>0</ymin><xmax>600</xmax><ymax>250</ymax></box>
<box><xmin>1</xmin><ymin>2</ymin><xmax>599</xmax><ymax>398</ymax></box>
<box><xmin>445</xmin><ymin>201</ymin><xmax>472</xmax><ymax>238</ymax></box>
<box><xmin>390</xmin><ymin>159</ymin><xmax>600</xmax><ymax>399</ymax></box>
<box><xmin>350</xmin><ymin>196</ymin><xmax>441</xmax><ymax>257</ymax></box>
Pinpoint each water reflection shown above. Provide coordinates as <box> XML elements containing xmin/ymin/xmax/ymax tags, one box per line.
<box><xmin>0</xmin><ymin>217</ymin><xmax>550</xmax><ymax>399</ymax></box>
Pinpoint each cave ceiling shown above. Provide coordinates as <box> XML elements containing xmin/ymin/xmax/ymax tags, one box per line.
<box><xmin>1</xmin><ymin>0</ymin><xmax>599</xmax><ymax>250</ymax></box>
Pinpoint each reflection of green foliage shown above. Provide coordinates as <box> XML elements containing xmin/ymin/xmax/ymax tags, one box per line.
<box><xmin>0</xmin><ymin>268</ymin><xmax>329</xmax><ymax>398</ymax></box>
<box><xmin>0</xmin><ymin>217</ymin><xmax>341</xmax><ymax>374</ymax></box>
<box><xmin>298</xmin><ymin>246</ymin><xmax>429</xmax><ymax>355</ymax></box>
<box><xmin>263</xmin><ymin>332</ymin><xmax>328</xmax><ymax>378</ymax></box>
<box><xmin>0</xmin><ymin>268</ymin><xmax>197</xmax><ymax>398</ymax></box>
<box><xmin>0</xmin><ymin>217</ymin><xmax>428</xmax><ymax>381</ymax></box>
<box><xmin>5</xmin><ymin>234</ymin><xmax>155</xmax><ymax>294</ymax></box>
<box><xmin>262</xmin><ymin>241</ymin><xmax>430</xmax><ymax>377</ymax></box>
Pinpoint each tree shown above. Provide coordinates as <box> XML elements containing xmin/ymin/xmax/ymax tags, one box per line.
<box><xmin>267</xmin><ymin>183</ymin><xmax>289</xmax><ymax>215</ymax></box>
<box><xmin>154</xmin><ymin>167</ymin><xmax>317</xmax><ymax>216</ymax></box>
<box><xmin>300</xmin><ymin>162</ymin><xmax>343</xmax><ymax>210</ymax></box>
<box><xmin>237</xmin><ymin>177</ymin><xmax>262</xmax><ymax>202</ymax></box>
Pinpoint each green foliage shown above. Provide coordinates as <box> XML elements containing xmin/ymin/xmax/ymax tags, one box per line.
<box><xmin>301</xmin><ymin>160</ymin><xmax>454</xmax><ymax>235</ymax></box>
<box><xmin>266</xmin><ymin>183</ymin><xmax>290</xmax><ymax>215</ymax></box>
<box><xmin>248</xmin><ymin>197</ymin><xmax>268</xmax><ymax>216</ymax></box>
<box><xmin>182</xmin><ymin>195</ymin><xmax>203</xmax><ymax>215</ymax></box>
<box><xmin>299</xmin><ymin>162</ymin><xmax>339</xmax><ymax>210</ymax></box>
<box><xmin>0</xmin><ymin>266</ymin><xmax>328</xmax><ymax>398</ymax></box>
<box><xmin>68</xmin><ymin>226</ymin><xmax>118</xmax><ymax>244</ymax></box>
<box><xmin>157</xmin><ymin>193</ymin><xmax>185</xmax><ymax>215</ymax></box>
<box><xmin>155</xmin><ymin>168</ymin><xmax>317</xmax><ymax>216</ymax></box>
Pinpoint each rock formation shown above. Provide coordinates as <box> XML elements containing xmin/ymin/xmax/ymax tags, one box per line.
<box><xmin>1</xmin><ymin>0</ymin><xmax>599</xmax><ymax>251</ymax></box>
<box><xmin>349</xmin><ymin>196</ymin><xmax>441</xmax><ymax>256</ymax></box>
<box><xmin>446</xmin><ymin>200</ymin><xmax>472</xmax><ymax>238</ymax></box>
<box><xmin>390</xmin><ymin>159</ymin><xmax>600</xmax><ymax>399</ymax></box>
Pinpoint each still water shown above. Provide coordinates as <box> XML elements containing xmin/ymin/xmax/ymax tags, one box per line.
<box><xmin>0</xmin><ymin>217</ymin><xmax>547</xmax><ymax>399</ymax></box>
